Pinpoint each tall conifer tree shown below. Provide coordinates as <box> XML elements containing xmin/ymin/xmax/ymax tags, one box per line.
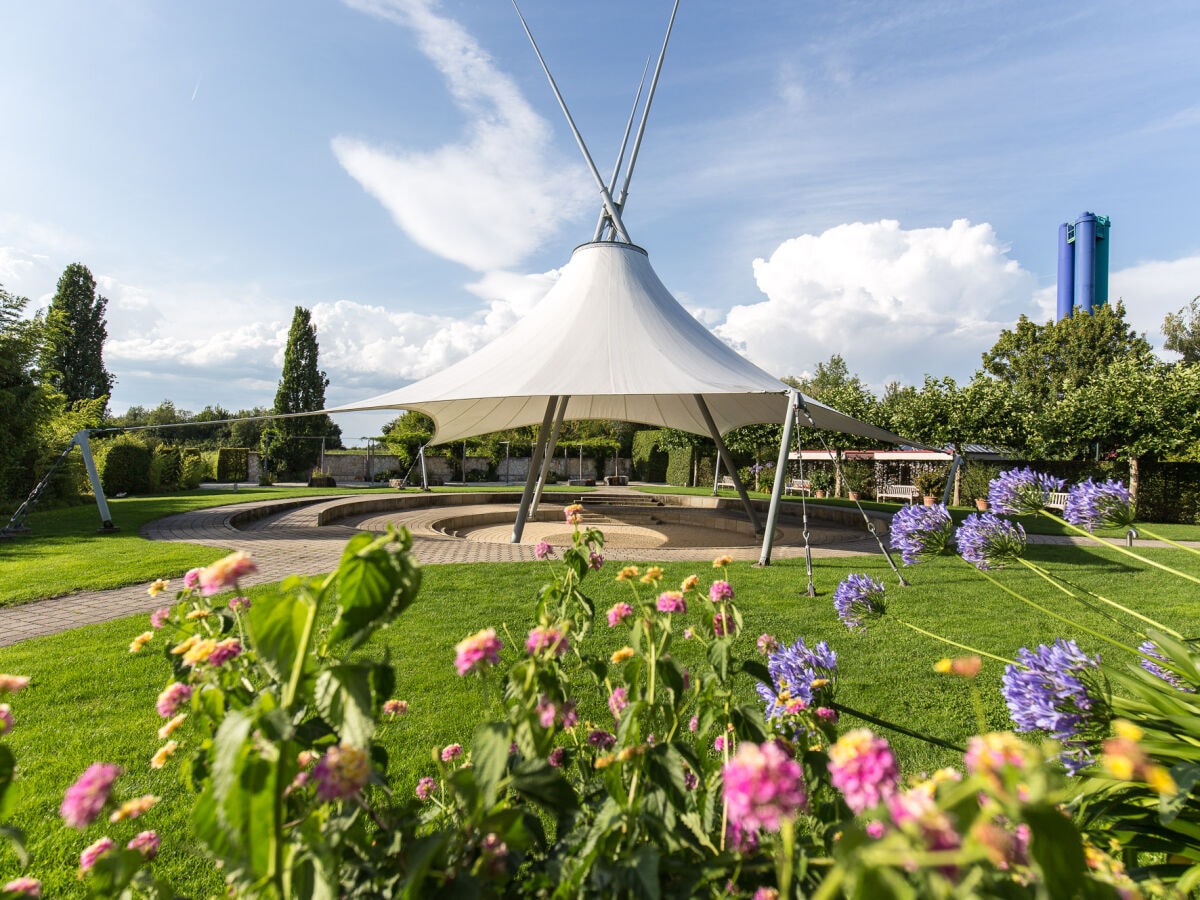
<box><xmin>39</xmin><ymin>262</ymin><xmax>114</xmax><ymax>409</ymax></box>
<box><xmin>268</xmin><ymin>306</ymin><xmax>341</xmax><ymax>476</ymax></box>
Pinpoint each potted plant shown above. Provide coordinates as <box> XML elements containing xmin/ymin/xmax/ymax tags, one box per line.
<box><xmin>809</xmin><ymin>469</ymin><xmax>833</xmax><ymax>498</ymax></box>
<box><xmin>914</xmin><ymin>467</ymin><xmax>946</xmax><ymax>505</ymax></box>
<box><xmin>842</xmin><ymin>460</ymin><xmax>872</xmax><ymax>501</ymax></box>
<box><xmin>962</xmin><ymin>463</ymin><xmax>996</xmax><ymax>511</ymax></box>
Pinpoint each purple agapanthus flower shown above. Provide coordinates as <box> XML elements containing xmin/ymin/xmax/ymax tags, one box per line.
<box><xmin>1001</xmin><ymin>639</ymin><xmax>1108</xmax><ymax>773</ymax></box>
<box><xmin>756</xmin><ymin>637</ymin><xmax>838</xmax><ymax>733</ymax></box>
<box><xmin>1138</xmin><ymin>641</ymin><xmax>1195</xmax><ymax>693</ymax></box>
<box><xmin>832</xmin><ymin>574</ymin><xmax>886</xmax><ymax>632</ymax></box>
<box><xmin>956</xmin><ymin>513</ymin><xmax>1027</xmax><ymax>569</ymax></box>
<box><xmin>1064</xmin><ymin>479</ymin><xmax>1135</xmax><ymax>532</ymax></box>
<box><xmin>889</xmin><ymin>503</ymin><xmax>954</xmax><ymax>564</ymax></box>
<box><xmin>988</xmin><ymin>467</ymin><xmax>1066</xmax><ymax>515</ymax></box>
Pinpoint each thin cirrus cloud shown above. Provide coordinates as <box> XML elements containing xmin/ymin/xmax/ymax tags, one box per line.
<box><xmin>333</xmin><ymin>0</ymin><xmax>588</xmax><ymax>272</ymax></box>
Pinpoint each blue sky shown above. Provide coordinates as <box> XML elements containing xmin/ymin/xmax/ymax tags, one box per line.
<box><xmin>3</xmin><ymin>0</ymin><xmax>1199</xmax><ymax>444</ymax></box>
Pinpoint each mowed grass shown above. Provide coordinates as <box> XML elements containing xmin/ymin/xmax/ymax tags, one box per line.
<box><xmin>1</xmin><ymin>534</ymin><xmax>1197</xmax><ymax>895</ymax></box>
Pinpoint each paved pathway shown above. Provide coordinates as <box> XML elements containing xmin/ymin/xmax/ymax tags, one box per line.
<box><xmin>5</xmin><ymin>492</ymin><xmax>1192</xmax><ymax>648</ymax></box>
<box><xmin>0</xmin><ymin>492</ymin><xmax>878</xmax><ymax>647</ymax></box>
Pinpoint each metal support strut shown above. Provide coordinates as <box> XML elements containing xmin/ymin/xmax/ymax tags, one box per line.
<box><xmin>694</xmin><ymin>395</ymin><xmax>760</xmax><ymax>534</ymax></box>
<box><xmin>795</xmin><ymin>397</ymin><xmax>909</xmax><ymax>588</ymax></box>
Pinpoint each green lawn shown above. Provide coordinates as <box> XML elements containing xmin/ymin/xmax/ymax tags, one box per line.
<box><xmin>1</xmin><ymin>533</ymin><xmax>1196</xmax><ymax>894</ymax></box>
<box><xmin>0</xmin><ymin>485</ymin><xmax>605</xmax><ymax>607</ymax></box>
<box><xmin>0</xmin><ymin>487</ymin><xmax>407</xmax><ymax>607</ymax></box>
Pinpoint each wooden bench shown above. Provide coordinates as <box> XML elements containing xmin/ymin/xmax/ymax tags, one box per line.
<box><xmin>1045</xmin><ymin>491</ymin><xmax>1068</xmax><ymax>511</ymax></box>
<box><xmin>878</xmin><ymin>484</ymin><xmax>919</xmax><ymax>504</ymax></box>
<box><xmin>784</xmin><ymin>479</ymin><xmax>811</xmax><ymax>496</ymax></box>
<box><xmin>717</xmin><ymin>475</ymin><xmax>736</xmax><ymax>490</ymax></box>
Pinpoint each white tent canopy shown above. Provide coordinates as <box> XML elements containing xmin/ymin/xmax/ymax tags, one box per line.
<box><xmin>329</xmin><ymin>241</ymin><xmax>905</xmax><ymax>448</ymax></box>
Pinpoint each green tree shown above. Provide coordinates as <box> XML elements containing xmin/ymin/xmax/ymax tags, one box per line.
<box><xmin>269</xmin><ymin>307</ymin><xmax>342</xmax><ymax>477</ymax></box>
<box><xmin>1049</xmin><ymin>358</ymin><xmax>1200</xmax><ymax>502</ymax></box>
<box><xmin>38</xmin><ymin>263</ymin><xmax>114</xmax><ymax>410</ymax></box>
<box><xmin>977</xmin><ymin>301</ymin><xmax>1152</xmax><ymax>457</ymax></box>
<box><xmin>0</xmin><ymin>285</ymin><xmax>53</xmax><ymax>501</ymax></box>
<box><xmin>785</xmin><ymin>355</ymin><xmax>879</xmax><ymax>495</ymax></box>
<box><xmin>1162</xmin><ymin>296</ymin><xmax>1200</xmax><ymax>364</ymax></box>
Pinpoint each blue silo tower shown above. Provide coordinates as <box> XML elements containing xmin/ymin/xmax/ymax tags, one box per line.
<box><xmin>1056</xmin><ymin>212</ymin><xmax>1111</xmax><ymax>321</ymax></box>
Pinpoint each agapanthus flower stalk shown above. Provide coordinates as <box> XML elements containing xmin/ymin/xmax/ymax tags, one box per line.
<box><xmin>987</xmin><ymin>467</ymin><xmax>1065</xmax><ymax>515</ymax></box>
<box><xmin>832</xmin><ymin>574</ymin><xmax>886</xmax><ymax>632</ymax></box>
<box><xmin>1002</xmin><ymin>638</ymin><xmax>1109</xmax><ymax>773</ymax></box>
<box><xmin>955</xmin><ymin>512</ymin><xmax>1026</xmax><ymax>570</ymax></box>
<box><xmin>889</xmin><ymin>503</ymin><xmax>954</xmax><ymax>564</ymax></box>
<box><xmin>1064</xmin><ymin>478</ymin><xmax>1135</xmax><ymax>532</ymax></box>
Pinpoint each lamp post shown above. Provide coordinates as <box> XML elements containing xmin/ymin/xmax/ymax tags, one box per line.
<box><xmin>499</xmin><ymin>441</ymin><xmax>511</xmax><ymax>484</ymax></box>
<box><xmin>578</xmin><ymin>444</ymin><xmax>585</xmax><ymax>481</ymax></box>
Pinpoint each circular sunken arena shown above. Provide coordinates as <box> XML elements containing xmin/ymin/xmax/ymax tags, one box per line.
<box><xmin>321</xmin><ymin>489</ymin><xmax>884</xmax><ymax>560</ymax></box>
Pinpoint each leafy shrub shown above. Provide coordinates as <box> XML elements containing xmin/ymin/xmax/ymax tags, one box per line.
<box><xmin>180</xmin><ymin>449</ymin><xmax>207</xmax><ymax>489</ymax></box>
<box><xmin>215</xmin><ymin>448</ymin><xmax>249</xmax><ymax>482</ymax></box>
<box><xmin>98</xmin><ymin>439</ymin><xmax>151</xmax><ymax>496</ymax></box>
<box><xmin>149</xmin><ymin>446</ymin><xmax>182</xmax><ymax>492</ymax></box>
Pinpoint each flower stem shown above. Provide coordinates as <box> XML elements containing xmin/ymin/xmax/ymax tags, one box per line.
<box><xmin>778</xmin><ymin>816</ymin><xmax>795</xmax><ymax>890</ymax></box>
<box><xmin>1016</xmin><ymin>557</ymin><xmax>1178</xmax><ymax>638</ymax></box>
<box><xmin>1040</xmin><ymin>511</ymin><xmax>1200</xmax><ymax>587</ymax></box>
<box><xmin>890</xmin><ymin>617</ymin><xmax>1014</xmax><ymax>665</ymax></box>
<box><xmin>1130</xmin><ymin>525</ymin><xmax>1200</xmax><ymax>562</ymax></box>
<box><xmin>960</xmin><ymin>557</ymin><xmax>1141</xmax><ymax>657</ymax></box>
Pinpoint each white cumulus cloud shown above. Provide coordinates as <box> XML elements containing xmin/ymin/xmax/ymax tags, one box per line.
<box><xmin>716</xmin><ymin>219</ymin><xmax>1038</xmax><ymax>387</ymax></box>
<box><xmin>334</xmin><ymin>0</ymin><xmax>588</xmax><ymax>271</ymax></box>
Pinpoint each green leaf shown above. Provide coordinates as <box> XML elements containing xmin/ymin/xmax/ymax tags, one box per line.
<box><xmin>740</xmin><ymin>659</ymin><xmax>771</xmax><ymax>686</ymax></box>
<box><xmin>1025</xmin><ymin>803</ymin><xmax>1087</xmax><ymax>897</ymax></box>
<box><xmin>1162</xmin><ymin>763</ymin><xmax>1200</xmax><ymax>824</ymax></box>
<box><xmin>0</xmin><ymin>823</ymin><xmax>27</xmax><ymax>868</ymax></box>
<box><xmin>472</xmin><ymin>721</ymin><xmax>512</xmax><ymax>808</ymax></box>
<box><xmin>511</xmin><ymin>760</ymin><xmax>580</xmax><ymax>821</ymax></box>
<box><xmin>0</xmin><ymin>745</ymin><xmax>14</xmax><ymax>818</ymax></box>
<box><xmin>706</xmin><ymin>639</ymin><xmax>730</xmax><ymax>683</ymax></box>
<box><xmin>246</xmin><ymin>590</ymin><xmax>312</xmax><ymax>687</ymax></box>
<box><xmin>313</xmin><ymin>665</ymin><xmax>378</xmax><ymax>747</ymax></box>
<box><xmin>329</xmin><ymin>529</ymin><xmax>422</xmax><ymax>650</ymax></box>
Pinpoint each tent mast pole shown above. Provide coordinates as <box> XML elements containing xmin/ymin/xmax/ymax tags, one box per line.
<box><xmin>531</xmin><ymin>395</ymin><xmax>569</xmax><ymax>517</ymax></box>
<box><xmin>512</xmin><ymin>1</ymin><xmax>631</xmax><ymax>243</ymax></box>
<box><xmin>512</xmin><ymin>397</ymin><xmax>559</xmax><ymax>543</ymax></box>
<box><xmin>593</xmin><ymin>62</ymin><xmax>648</xmax><ymax>242</ymax></box>
<box><xmin>694</xmin><ymin>395</ymin><xmax>760</xmax><ymax>534</ymax></box>
<box><xmin>757</xmin><ymin>391</ymin><xmax>799</xmax><ymax>566</ymax></box>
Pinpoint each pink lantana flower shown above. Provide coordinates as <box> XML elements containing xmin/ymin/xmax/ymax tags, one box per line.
<box><xmin>709</xmin><ymin>580</ymin><xmax>734</xmax><ymax>603</ymax></box>
<box><xmin>127</xmin><ymin>830</ymin><xmax>161</xmax><ymax>859</ymax></box>
<box><xmin>534</xmin><ymin>541</ymin><xmax>554</xmax><ymax>560</ymax></box>
<box><xmin>313</xmin><ymin>744</ymin><xmax>370</xmax><ymax>802</ymax></box>
<box><xmin>1</xmin><ymin>876</ymin><xmax>41</xmax><ymax>896</ymax></box>
<box><xmin>441</xmin><ymin>744</ymin><xmax>463</xmax><ymax>763</ymax></box>
<box><xmin>606</xmin><ymin>603</ymin><xmax>634</xmax><ymax>627</ymax></box>
<box><xmin>61</xmin><ymin>763</ymin><xmax>122</xmax><ymax>829</ymax></box>
<box><xmin>198</xmin><ymin>551</ymin><xmax>256</xmax><ymax>596</ymax></box>
<box><xmin>722</xmin><ymin>740</ymin><xmax>807</xmax><ymax>833</ymax></box>
<box><xmin>416</xmin><ymin>777</ymin><xmax>437</xmax><ymax>800</ymax></box>
<box><xmin>383</xmin><ymin>699</ymin><xmax>409</xmax><ymax>716</ymax></box>
<box><xmin>454</xmin><ymin>628</ymin><xmax>503</xmax><ymax>675</ymax></box>
<box><xmin>525</xmin><ymin>625</ymin><xmax>568</xmax><ymax>657</ymax></box>
<box><xmin>79</xmin><ymin>836</ymin><xmax>116</xmax><ymax>872</ymax></box>
<box><xmin>156</xmin><ymin>682</ymin><xmax>193</xmax><ymax>718</ymax></box>
<box><xmin>656</xmin><ymin>591</ymin><xmax>686</xmax><ymax>614</ymax></box>
<box><xmin>183</xmin><ymin>567</ymin><xmax>202</xmax><ymax>590</ymax></box>
<box><xmin>608</xmin><ymin>686</ymin><xmax>628</xmax><ymax>720</ymax></box>
<box><xmin>0</xmin><ymin>704</ymin><xmax>12</xmax><ymax>735</ymax></box>
<box><xmin>827</xmin><ymin>728</ymin><xmax>899</xmax><ymax>814</ymax></box>
<box><xmin>208</xmin><ymin>638</ymin><xmax>242</xmax><ymax>667</ymax></box>
<box><xmin>149</xmin><ymin>607</ymin><xmax>171</xmax><ymax>629</ymax></box>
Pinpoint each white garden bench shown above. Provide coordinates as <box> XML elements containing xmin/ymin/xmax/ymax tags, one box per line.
<box><xmin>784</xmin><ymin>479</ymin><xmax>811</xmax><ymax>496</ymax></box>
<box><xmin>878</xmin><ymin>484</ymin><xmax>919</xmax><ymax>504</ymax></box>
<box><xmin>1045</xmin><ymin>492</ymin><xmax>1069</xmax><ymax>511</ymax></box>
